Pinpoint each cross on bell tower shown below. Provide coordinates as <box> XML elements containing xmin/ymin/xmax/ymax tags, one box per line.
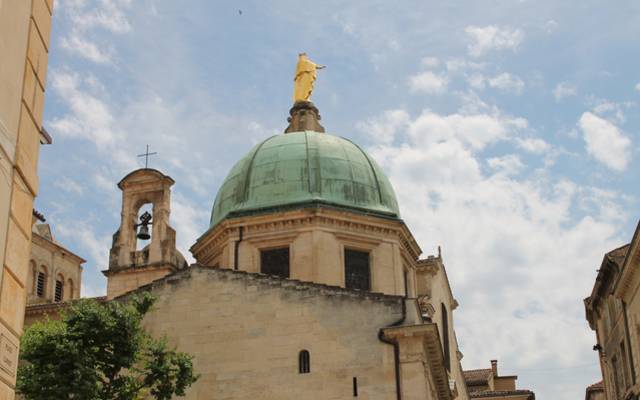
<box><xmin>137</xmin><ymin>145</ymin><xmax>157</xmax><ymax>168</ymax></box>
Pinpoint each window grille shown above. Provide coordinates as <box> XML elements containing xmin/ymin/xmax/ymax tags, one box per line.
<box><xmin>260</xmin><ymin>248</ymin><xmax>290</xmax><ymax>278</ymax></box>
<box><xmin>344</xmin><ymin>250</ymin><xmax>370</xmax><ymax>291</ymax></box>
<box><xmin>36</xmin><ymin>272</ymin><xmax>45</xmax><ymax>297</ymax></box>
<box><xmin>298</xmin><ymin>350</ymin><xmax>310</xmax><ymax>374</ymax></box>
<box><xmin>54</xmin><ymin>280</ymin><xmax>63</xmax><ymax>302</ymax></box>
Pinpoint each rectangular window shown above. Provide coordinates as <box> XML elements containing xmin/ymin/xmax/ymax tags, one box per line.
<box><xmin>345</xmin><ymin>249</ymin><xmax>370</xmax><ymax>291</ymax></box>
<box><xmin>54</xmin><ymin>280</ymin><xmax>63</xmax><ymax>302</ymax></box>
<box><xmin>260</xmin><ymin>248</ymin><xmax>290</xmax><ymax>278</ymax></box>
<box><xmin>36</xmin><ymin>272</ymin><xmax>45</xmax><ymax>297</ymax></box>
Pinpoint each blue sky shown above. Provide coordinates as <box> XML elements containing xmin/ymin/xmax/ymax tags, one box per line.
<box><xmin>37</xmin><ymin>1</ymin><xmax>640</xmax><ymax>398</ymax></box>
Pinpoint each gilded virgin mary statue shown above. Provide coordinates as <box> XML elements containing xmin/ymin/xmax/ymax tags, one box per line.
<box><xmin>293</xmin><ymin>53</ymin><xmax>325</xmax><ymax>102</ymax></box>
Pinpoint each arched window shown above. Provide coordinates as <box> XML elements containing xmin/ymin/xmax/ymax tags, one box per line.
<box><xmin>298</xmin><ymin>350</ymin><xmax>310</xmax><ymax>374</ymax></box>
<box><xmin>54</xmin><ymin>275</ymin><xmax>64</xmax><ymax>302</ymax></box>
<box><xmin>441</xmin><ymin>303</ymin><xmax>450</xmax><ymax>371</ymax></box>
<box><xmin>36</xmin><ymin>265</ymin><xmax>48</xmax><ymax>298</ymax></box>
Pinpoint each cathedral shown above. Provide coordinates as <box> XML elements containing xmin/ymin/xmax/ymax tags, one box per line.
<box><xmin>22</xmin><ymin>60</ymin><xmax>535</xmax><ymax>400</ymax></box>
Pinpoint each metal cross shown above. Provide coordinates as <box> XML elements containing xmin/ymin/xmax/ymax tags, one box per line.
<box><xmin>137</xmin><ymin>145</ymin><xmax>157</xmax><ymax>168</ymax></box>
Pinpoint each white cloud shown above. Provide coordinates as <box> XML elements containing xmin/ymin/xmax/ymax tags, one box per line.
<box><xmin>636</xmin><ymin>83</ymin><xmax>640</xmax><ymax>92</ymax></box>
<box><xmin>409</xmin><ymin>71</ymin><xmax>449</xmax><ymax>94</ymax></box>
<box><xmin>421</xmin><ymin>57</ymin><xmax>440</xmax><ymax>68</ymax></box>
<box><xmin>466</xmin><ymin>72</ymin><xmax>524</xmax><ymax>94</ymax></box>
<box><xmin>59</xmin><ymin>0</ymin><xmax>132</xmax><ymax>63</ymax></box>
<box><xmin>553</xmin><ymin>82</ymin><xmax>577</xmax><ymax>101</ymax></box>
<box><xmin>578</xmin><ymin>112</ymin><xmax>631</xmax><ymax>171</ymax></box>
<box><xmin>465</xmin><ymin>25</ymin><xmax>524</xmax><ymax>57</ymax></box>
<box><xmin>488</xmin><ymin>73</ymin><xmax>525</xmax><ymax>94</ymax></box>
<box><xmin>60</xmin><ymin>34</ymin><xmax>112</xmax><ymax>64</ymax></box>
<box><xmin>407</xmin><ymin>110</ymin><xmax>527</xmax><ymax>150</ymax></box>
<box><xmin>54</xmin><ymin>175</ymin><xmax>85</xmax><ymax>195</ymax></box>
<box><xmin>516</xmin><ymin>138</ymin><xmax>551</xmax><ymax>154</ymax></box>
<box><xmin>487</xmin><ymin>154</ymin><xmax>525</xmax><ymax>176</ymax></box>
<box><xmin>545</xmin><ymin>19</ymin><xmax>559</xmax><ymax>34</ymax></box>
<box><xmin>49</xmin><ymin>71</ymin><xmax>120</xmax><ymax>147</ymax></box>
<box><xmin>357</xmin><ymin>109</ymin><xmax>410</xmax><ymax>144</ymax></box>
<box><xmin>364</xmin><ymin>107</ymin><xmax>626</xmax><ymax>378</ymax></box>
<box><xmin>171</xmin><ymin>194</ymin><xmax>209</xmax><ymax>264</ymax></box>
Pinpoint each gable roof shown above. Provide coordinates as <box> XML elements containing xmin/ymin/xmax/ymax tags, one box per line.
<box><xmin>463</xmin><ymin>368</ymin><xmax>493</xmax><ymax>385</ymax></box>
<box><xmin>470</xmin><ymin>389</ymin><xmax>535</xmax><ymax>399</ymax></box>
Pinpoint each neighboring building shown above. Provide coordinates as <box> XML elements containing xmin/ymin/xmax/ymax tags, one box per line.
<box><xmin>22</xmin><ymin>211</ymin><xmax>85</xmax><ymax>327</ymax></box>
<box><xmin>585</xmin><ymin>221</ymin><xmax>640</xmax><ymax>400</ymax></box>
<box><xmin>586</xmin><ymin>381</ymin><xmax>605</xmax><ymax>400</ymax></box>
<box><xmin>0</xmin><ymin>0</ymin><xmax>54</xmax><ymax>397</ymax></box>
<box><xmin>91</xmin><ymin>101</ymin><xmax>471</xmax><ymax>399</ymax></box>
<box><xmin>463</xmin><ymin>360</ymin><xmax>535</xmax><ymax>400</ymax></box>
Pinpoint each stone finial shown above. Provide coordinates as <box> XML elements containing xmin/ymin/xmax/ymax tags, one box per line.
<box><xmin>284</xmin><ymin>101</ymin><xmax>325</xmax><ymax>133</ymax></box>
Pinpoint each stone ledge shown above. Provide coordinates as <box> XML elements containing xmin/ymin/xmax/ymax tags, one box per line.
<box><xmin>119</xmin><ymin>264</ymin><xmax>404</xmax><ymax>306</ymax></box>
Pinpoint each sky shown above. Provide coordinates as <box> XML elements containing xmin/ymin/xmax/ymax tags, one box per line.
<box><xmin>37</xmin><ymin>1</ymin><xmax>640</xmax><ymax>398</ymax></box>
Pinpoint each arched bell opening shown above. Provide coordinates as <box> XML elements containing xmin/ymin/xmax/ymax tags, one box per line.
<box><xmin>135</xmin><ymin>202</ymin><xmax>154</xmax><ymax>251</ymax></box>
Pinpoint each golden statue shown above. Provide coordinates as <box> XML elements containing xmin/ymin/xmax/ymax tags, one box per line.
<box><xmin>293</xmin><ymin>53</ymin><xmax>325</xmax><ymax>102</ymax></box>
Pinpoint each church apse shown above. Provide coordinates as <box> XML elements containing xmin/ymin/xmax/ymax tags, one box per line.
<box><xmin>104</xmin><ymin>168</ymin><xmax>187</xmax><ymax>299</ymax></box>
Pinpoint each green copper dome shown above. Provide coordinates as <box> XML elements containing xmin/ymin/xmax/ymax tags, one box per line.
<box><xmin>210</xmin><ymin>131</ymin><xmax>400</xmax><ymax>227</ymax></box>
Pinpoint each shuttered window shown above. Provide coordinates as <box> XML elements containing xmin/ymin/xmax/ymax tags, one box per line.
<box><xmin>345</xmin><ymin>250</ymin><xmax>370</xmax><ymax>291</ymax></box>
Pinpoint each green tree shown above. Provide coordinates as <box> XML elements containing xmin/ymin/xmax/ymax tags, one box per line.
<box><xmin>17</xmin><ymin>293</ymin><xmax>198</xmax><ymax>400</ymax></box>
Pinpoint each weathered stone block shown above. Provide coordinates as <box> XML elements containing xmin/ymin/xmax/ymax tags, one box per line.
<box><xmin>0</xmin><ymin>269</ymin><xmax>26</xmax><ymax>334</ymax></box>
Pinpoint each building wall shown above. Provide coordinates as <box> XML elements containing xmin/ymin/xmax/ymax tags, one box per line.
<box><xmin>421</xmin><ymin>258</ymin><xmax>469</xmax><ymax>400</ymax></box>
<box><xmin>192</xmin><ymin>208</ymin><xmax>421</xmax><ymax>297</ymax></box>
<box><xmin>26</xmin><ymin>231</ymin><xmax>83</xmax><ymax>304</ymax></box>
<box><xmin>0</xmin><ymin>0</ymin><xmax>53</xmax><ymax>396</ymax></box>
<box><xmin>140</xmin><ymin>267</ymin><xmax>405</xmax><ymax>400</ymax></box>
<box><xmin>613</xmin><ymin>233</ymin><xmax>640</xmax><ymax>398</ymax></box>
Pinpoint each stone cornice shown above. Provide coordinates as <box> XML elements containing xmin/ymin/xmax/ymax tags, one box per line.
<box><xmin>102</xmin><ymin>262</ymin><xmax>176</xmax><ymax>277</ymax></box>
<box><xmin>191</xmin><ymin>206</ymin><xmax>422</xmax><ymax>263</ymax></box>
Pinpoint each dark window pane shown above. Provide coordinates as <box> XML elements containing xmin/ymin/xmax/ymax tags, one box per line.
<box><xmin>55</xmin><ymin>280</ymin><xmax>63</xmax><ymax>302</ymax></box>
<box><xmin>36</xmin><ymin>272</ymin><xmax>45</xmax><ymax>297</ymax></box>
<box><xmin>345</xmin><ymin>250</ymin><xmax>370</xmax><ymax>291</ymax></box>
<box><xmin>299</xmin><ymin>350</ymin><xmax>310</xmax><ymax>374</ymax></box>
<box><xmin>441</xmin><ymin>303</ymin><xmax>450</xmax><ymax>371</ymax></box>
<box><xmin>261</xmin><ymin>248</ymin><xmax>289</xmax><ymax>278</ymax></box>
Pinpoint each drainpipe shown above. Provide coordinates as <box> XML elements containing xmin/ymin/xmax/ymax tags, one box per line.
<box><xmin>233</xmin><ymin>226</ymin><xmax>243</xmax><ymax>270</ymax></box>
<box><xmin>378</xmin><ymin>299</ymin><xmax>406</xmax><ymax>400</ymax></box>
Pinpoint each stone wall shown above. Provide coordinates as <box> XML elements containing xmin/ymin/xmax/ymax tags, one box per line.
<box><xmin>26</xmin><ymin>230</ymin><xmax>83</xmax><ymax>304</ymax></box>
<box><xmin>0</xmin><ymin>0</ymin><xmax>53</xmax><ymax>396</ymax></box>
<box><xmin>139</xmin><ymin>266</ymin><xmax>404</xmax><ymax>399</ymax></box>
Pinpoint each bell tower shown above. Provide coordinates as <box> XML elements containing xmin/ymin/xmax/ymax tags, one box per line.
<box><xmin>104</xmin><ymin>168</ymin><xmax>187</xmax><ymax>299</ymax></box>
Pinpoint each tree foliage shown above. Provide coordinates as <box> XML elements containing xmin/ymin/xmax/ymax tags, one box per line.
<box><xmin>17</xmin><ymin>293</ymin><xmax>198</xmax><ymax>400</ymax></box>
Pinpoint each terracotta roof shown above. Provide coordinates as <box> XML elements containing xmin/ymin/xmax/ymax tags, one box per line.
<box><xmin>463</xmin><ymin>368</ymin><xmax>493</xmax><ymax>385</ymax></box>
<box><xmin>470</xmin><ymin>389</ymin><xmax>535</xmax><ymax>399</ymax></box>
<box><xmin>587</xmin><ymin>381</ymin><xmax>603</xmax><ymax>390</ymax></box>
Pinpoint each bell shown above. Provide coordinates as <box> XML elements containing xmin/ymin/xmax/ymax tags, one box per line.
<box><xmin>137</xmin><ymin>224</ymin><xmax>151</xmax><ymax>240</ymax></box>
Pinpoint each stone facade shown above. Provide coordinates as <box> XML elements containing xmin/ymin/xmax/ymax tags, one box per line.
<box><xmin>26</xmin><ymin>220</ymin><xmax>84</xmax><ymax>305</ymax></box>
<box><xmin>0</xmin><ymin>0</ymin><xmax>53</xmax><ymax>396</ymax></box>
<box><xmin>192</xmin><ymin>206</ymin><xmax>420</xmax><ymax>297</ymax></box>
<box><xmin>137</xmin><ymin>267</ymin><xmax>403</xmax><ymax>399</ymax></box>
<box><xmin>585</xmin><ymin>221</ymin><xmax>640</xmax><ymax>400</ymax></box>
